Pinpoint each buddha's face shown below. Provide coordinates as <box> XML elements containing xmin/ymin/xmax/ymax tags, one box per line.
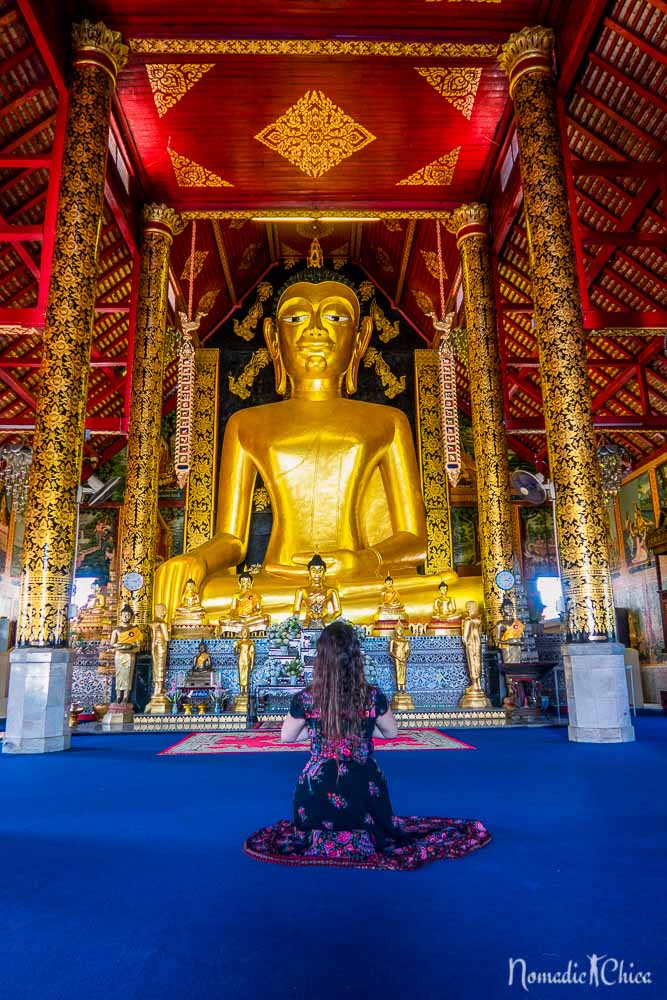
<box><xmin>120</xmin><ymin>608</ymin><xmax>132</xmax><ymax>626</ymax></box>
<box><xmin>439</xmin><ymin>582</ymin><xmax>448</xmax><ymax>596</ymax></box>
<box><xmin>278</xmin><ymin>281</ymin><xmax>359</xmax><ymax>377</ymax></box>
<box><xmin>466</xmin><ymin>600</ymin><xmax>478</xmax><ymax>616</ymax></box>
<box><xmin>385</xmin><ymin>576</ymin><xmax>394</xmax><ymax>588</ymax></box>
<box><xmin>239</xmin><ymin>575</ymin><xmax>252</xmax><ymax>593</ymax></box>
<box><xmin>308</xmin><ymin>562</ymin><xmax>326</xmax><ymax>585</ymax></box>
<box><xmin>265</xmin><ymin>280</ymin><xmax>372</xmax><ymax>394</ymax></box>
<box><xmin>184</xmin><ymin>579</ymin><xmax>196</xmax><ymax>596</ymax></box>
<box><xmin>155</xmin><ymin>603</ymin><xmax>166</xmax><ymax>621</ymax></box>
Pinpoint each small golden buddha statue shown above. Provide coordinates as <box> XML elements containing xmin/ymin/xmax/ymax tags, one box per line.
<box><xmin>426</xmin><ymin>580</ymin><xmax>462</xmax><ymax>635</ymax></box>
<box><xmin>233</xmin><ymin>625</ymin><xmax>255</xmax><ymax>713</ymax></box>
<box><xmin>171</xmin><ymin>577</ymin><xmax>213</xmax><ymax>639</ymax></box>
<box><xmin>220</xmin><ymin>570</ymin><xmax>271</xmax><ymax>635</ymax></box>
<box><xmin>495</xmin><ymin>597</ymin><xmax>525</xmax><ymax>666</ymax></box>
<box><xmin>389</xmin><ymin>622</ymin><xmax>414</xmax><ymax>711</ymax></box>
<box><xmin>71</xmin><ymin>580</ymin><xmax>111</xmax><ymax>642</ymax></box>
<box><xmin>145</xmin><ymin>603</ymin><xmax>171</xmax><ymax>715</ymax></box>
<box><xmin>460</xmin><ymin>600</ymin><xmax>491</xmax><ymax>709</ymax></box>
<box><xmin>153</xmin><ymin>269</ymin><xmax>471</xmax><ymax>626</ymax></box>
<box><xmin>293</xmin><ymin>554</ymin><xmax>341</xmax><ymax>628</ymax></box>
<box><xmin>373</xmin><ymin>575</ymin><xmax>409</xmax><ymax>635</ymax></box>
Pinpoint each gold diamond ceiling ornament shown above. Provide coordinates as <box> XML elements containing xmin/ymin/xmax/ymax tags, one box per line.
<box><xmin>146</xmin><ymin>63</ymin><xmax>214</xmax><ymax>117</ymax></box>
<box><xmin>180</xmin><ymin>250</ymin><xmax>209</xmax><ymax>282</ymax></box>
<box><xmin>255</xmin><ymin>90</ymin><xmax>376</xmax><ymax>178</ymax></box>
<box><xmin>414</xmin><ymin>66</ymin><xmax>482</xmax><ymax>120</ymax></box>
<box><xmin>168</xmin><ymin>148</ymin><xmax>233</xmax><ymax>187</ymax></box>
<box><xmin>397</xmin><ymin>147</ymin><xmax>461</xmax><ymax>186</ymax></box>
<box><xmin>421</xmin><ymin>249</ymin><xmax>447</xmax><ymax>280</ymax></box>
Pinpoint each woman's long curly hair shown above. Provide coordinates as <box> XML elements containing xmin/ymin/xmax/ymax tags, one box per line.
<box><xmin>311</xmin><ymin>621</ymin><xmax>369</xmax><ymax>739</ymax></box>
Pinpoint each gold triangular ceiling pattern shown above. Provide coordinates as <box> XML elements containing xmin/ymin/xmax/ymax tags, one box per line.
<box><xmin>396</xmin><ymin>146</ymin><xmax>460</xmax><ymax>186</ymax></box>
<box><xmin>168</xmin><ymin>148</ymin><xmax>233</xmax><ymax>187</ymax></box>
<box><xmin>414</xmin><ymin>66</ymin><xmax>483</xmax><ymax>120</ymax></box>
<box><xmin>146</xmin><ymin>63</ymin><xmax>214</xmax><ymax>117</ymax></box>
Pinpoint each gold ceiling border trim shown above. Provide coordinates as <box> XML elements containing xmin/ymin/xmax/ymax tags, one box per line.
<box><xmin>180</xmin><ymin>210</ymin><xmax>453</xmax><ymax>220</ymax></box>
<box><xmin>129</xmin><ymin>39</ymin><xmax>500</xmax><ymax>58</ymax></box>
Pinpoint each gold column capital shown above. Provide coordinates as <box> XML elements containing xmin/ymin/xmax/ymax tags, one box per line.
<box><xmin>72</xmin><ymin>20</ymin><xmax>128</xmax><ymax>81</ymax></box>
<box><xmin>142</xmin><ymin>203</ymin><xmax>184</xmax><ymax>242</ymax></box>
<box><xmin>449</xmin><ymin>203</ymin><xmax>489</xmax><ymax>243</ymax></box>
<box><xmin>498</xmin><ymin>26</ymin><xmax>554</xmax><ymax>97</ymax></box>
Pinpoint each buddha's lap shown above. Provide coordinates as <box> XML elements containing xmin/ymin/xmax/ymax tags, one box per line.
<box><xmin>199</xmin><ymin>570</ymin><xmax>482</xmax><ymax>622</ymax></box>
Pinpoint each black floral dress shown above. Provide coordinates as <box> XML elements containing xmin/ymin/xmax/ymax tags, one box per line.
<box><xmin>243</xmin><ymin>686</ymin><xmax>491</xmax><ymax>871</ymax></box>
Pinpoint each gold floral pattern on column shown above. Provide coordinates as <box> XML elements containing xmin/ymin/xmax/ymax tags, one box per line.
<box><xmin>499</xmin><ymin>27</ymin><xmax>615</xmax><ymax>640</ymax></box>
<box><xmin>450</xmin><ymin>203</ymin><xmax>513</xmax><ymax>626</ymax></box>
<box><xmin>18</xmin><ymin>21</ymin><xmax>127</xmax><ymax>647</ymax></box>
<box><xmin>118</xmin><ymin>204</ymin><xmax>183</xmax><ymax>628</ymax></box>
<box><xmin>414</xmin><ymin>350</ymin><xmax>454</xmax><ymax>573</ymax></box>
<box><xmin>184</xmin><ymin>350</ymin><xmax>220</xmax><ymax>551</ymax></box>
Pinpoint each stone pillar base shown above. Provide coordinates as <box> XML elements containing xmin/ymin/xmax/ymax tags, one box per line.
<box><xmin>102</xmin><ymin>703</ymin><xmax>134</xmax><ymax>730</ymax></box>
<box><xmin>392</xmin><ymin>691</ymin><xmax>415</xmax><ymax>710</ymax></box>
<box><xmin>562</xmin><ymin>642</ymin><xmax>635</xmax><ymax>744</ymax></box>
<box><xmin>3</xmin><ymin>648</ymin><xmax>73</xmax><ymax>754</ymax></box>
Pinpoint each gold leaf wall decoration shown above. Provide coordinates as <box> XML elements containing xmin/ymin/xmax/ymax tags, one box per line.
<box><xmin>374</xmin><ymin>246</ymin><xmax>394</xmax><ymax>272</ymax></box>
<box><xmin>412</xmin><ymin>288</ymin><xmax>435</xmax><ymax>315</ymax></box>
<box><xmin>363</xmin><ymin>347</ymin><xmax>406</xmax><ymax>398</ymax></box>
<box><xmin>228</xmin><ymin>348</ymin><xmax>271</xmax><ymax>398</ymax></box>
<box><xmin>233</xmin><ymin>282</ymin><xmax>273</xmax><ymax>341</ymax></box>
<box><xmin>371</xmin><ymin>299</ymin><xmax>400</xmax><ymax>344</ymax></box>
<box><xmin>238</xmin><ymin>242</ymin><xmax>260</xmax><ymax>271</ymax></box>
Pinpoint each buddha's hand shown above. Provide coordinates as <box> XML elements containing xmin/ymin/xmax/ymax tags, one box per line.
<box><xmin>291</xmin><ymin>548</ymin><xmax>381</xmax><ymax>579</ymax></box>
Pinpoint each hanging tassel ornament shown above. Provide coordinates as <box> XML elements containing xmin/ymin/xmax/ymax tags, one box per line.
<box><xmin>174</xmin><ymin>221</ymin><xmax>198</xmax><ymax>490</ymax></box>
<box><xmin>430</xmin><ymin>218</ymin><xmax>462</xmax><ymax>488</ymax></box>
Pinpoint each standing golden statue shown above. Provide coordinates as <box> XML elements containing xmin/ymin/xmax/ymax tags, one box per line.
<box><xmin>109</xmin><ymin>605</ymin><xmax>143</xmax><ymax>706</ymax></box>
<box><xmin>233</xmin><ymin>625</ymin><xmax>255</xmax><ymax>713</ymax></box>
<box><xmin>495</xmin><ymin>597</ymin><xmax>525</xmax><ymax>665</ymax></box>
<box><xmin>220</xmin><ymin>570</ymin><xmax>271</xmax><ymax>634</ymax></box>
<box><xmin>145</xmin><ymin>602</ymin><xmax>170</xmax><ymax>715</ymax></box>
<box><xmin>459</xmin><ymin>600</ymin><xmax>491</xmax><ymax>709</ymax></box>
<box><xmin>153</xmin><ymin>269</ymin><xmax>466</xmax><ymax>625</ymax></box>
<box><xmin>293</xmin><ymin>554</ymin><xmax>341</xmax><ymax>628</ymax></box>
<box><xmin>426</xmin><ymin>580</ymin><xmax>462</xmax><ymax>635</ymax></box>
<box><xmin>389</xmin><ymin>622</ymin><xmax>414</xmax><ymax>711</ymax></box>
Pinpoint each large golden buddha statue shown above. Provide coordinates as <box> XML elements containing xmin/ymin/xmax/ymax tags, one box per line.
<box><xmin>154</xmin><ymin>269</ymin><xmax>475</xmax><ymax>624</ymax></box>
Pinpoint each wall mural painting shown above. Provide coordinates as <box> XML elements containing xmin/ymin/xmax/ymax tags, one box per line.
<box><xmin>75</xmin><ymin>510</ymin><xmax>117</xmax><ymax>584</ymax></box>
<box><xmin>520</xmin><ymin>506</ymin><xmax>558</xmax><ymax>578</ymax></box>
<box><xmin>451</xmin><ymin>506</ymin><xmax>479</xmax><ymax>568</ymax></box>
<box><xmin>606</xmin><ymin>503</ymin><xmax>621</xmax><ymax>573</ymax></box>
<box><xmin>619</xmin><ymin>472</ymin><xmax>654</xmax><ymax>570</ymax></box>
<box><xmin>654</xmin><ymin>460</ymin><xmax>667</xmax><ymax>525</ymax></box>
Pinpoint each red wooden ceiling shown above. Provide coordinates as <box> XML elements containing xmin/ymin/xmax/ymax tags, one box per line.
<box><xmin>0</xmin><ymin>0</ymin><xmax>666</xmax><ymax>479</ymax></box>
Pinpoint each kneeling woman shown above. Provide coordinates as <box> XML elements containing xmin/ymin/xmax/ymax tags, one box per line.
<box><xmin>243</xmin><ymin>621</ymin><xmax>491</xmax><ymax>870</ymax></box>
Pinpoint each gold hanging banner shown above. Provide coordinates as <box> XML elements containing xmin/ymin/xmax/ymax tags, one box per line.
<box><xmin>184</xmin><ymin>349</ymin><xmax>220</xmax><ymax>550</ymax></box>
<box><xmin>174</xmin><ymin>332</ymin><xmax>195</xmax><ymax>489</ymax></box>
<box><xmin>431</xmin><ymin>218</ymin><xmax>462</xmax><ymax>487</ymax></box>
<box><xmin>414</xmin><ymin>349</ymin><xmax>454</xmax><ymax>574</ymax></box>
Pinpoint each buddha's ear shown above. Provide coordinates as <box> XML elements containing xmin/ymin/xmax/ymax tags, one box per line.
<box><xmin>345</xmin><ymin>315</ymin><xmax>373</xmax><ymax>395</ymax></box>
<box><xmin>263</xmin><ymin>316</ymin><xmax>287</xmax><ymax>396</ymax></box>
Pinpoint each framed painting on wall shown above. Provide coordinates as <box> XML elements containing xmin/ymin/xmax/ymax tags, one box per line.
<box><xmin>519</xmin><ymin>506</ymin><xmax>558</xmax><ymax>579</ymax></box>
<box><xmin>618</xmin><ymin>472</ymin><xmax>654</xmax><ymax>570</ymax></box>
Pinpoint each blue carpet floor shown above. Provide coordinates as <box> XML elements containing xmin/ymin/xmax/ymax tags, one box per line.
<box><xmin>1</xmin><ymin>717</ymin><xmax>666</xmax><ymax>1000</ymax></box>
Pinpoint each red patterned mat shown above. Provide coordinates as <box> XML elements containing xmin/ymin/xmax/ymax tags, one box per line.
<box><xmin>159</xmin><ymin>730</ymin><xmax>475</xmax><ymax>755</ymax></box>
